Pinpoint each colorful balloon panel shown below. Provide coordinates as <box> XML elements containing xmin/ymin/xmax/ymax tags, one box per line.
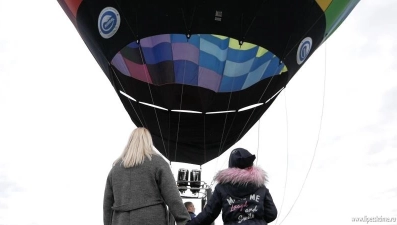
<box><xmin>111</xmin><ymin>34</ymin><xmax>286</xmax><ymax>92</ymax></box>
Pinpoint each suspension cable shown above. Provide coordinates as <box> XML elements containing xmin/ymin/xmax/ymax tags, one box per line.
<box><xmin>136</xmin><ymin>46</ymin><xmax>168</xmax><ymax>159</ymax></box>
<box><xmin>174</xmin><ymin>60</ymin><xmax>187</xmax><ymax>161</ymax></box>
<box><xmin>235</xmin><ymin>0</ymin><xmax>317</xmax><ymax>151</ymax></box>
<box><xmin>110</xmin><ymin>66</ymin><xmax>144</xmax><ymax>126</ymax></box>
<box><xmin>275</xmin><ymin>89</ymin><xmax>290</xmax><ymax>225</ymax></box>
<box><xmin>256</xmin><ymin>119</ymin><xmax>260</xmax><ymax>166</ymax></box>
<box><xmin>278</xmin><ymin>43</ymin><xmax>327</xmax><ymax>225</ymax></box>
<box><xmin>212</xmin><ymin>65</ymin><xmax>238</xmax><ymax>174</ymax></box>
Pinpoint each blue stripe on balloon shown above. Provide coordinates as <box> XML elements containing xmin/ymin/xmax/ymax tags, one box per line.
<box><xmin>219</xmin><ymin>74</ymin><xmax>248</xmax><ymax>92</ymax></box>
<box><xmin>199</xmin><ymin>38</ymin><xmax>228</xmax><ymax>62</ymax></box>
<box><xmin>242</xmin><ymin>60</ymin><xmax>271</xmax><ymax>90</ymax></box>
<box><xmin>171</xmin><ymin>34</ymin><xmax>188</xmax><ymax>43</ymax></box>
<box><xmin>171</xmin><ymin>34</ymin><xmax>200</xmax><ymax>48</ymax></box>
<box><xmin>199</xmin><ymin>35</ymin><xmax>229</xmax><ymax>50</ymax></box>
<box><xmin>223</xmin><ymin>58</ymin><xmax>255</xmax><ymax>77</ymax></box>
<box><xmin>174</xmin><ymin>60</ymin><xmax>199</xmax><ymax>85</ymax></box>
<box><xmin>199</xmin><ymin>51</ymin><xmax>226</xmax><ymax>75</ymax></box>
<box><xmin>127</xmin><ymin>42</ymin><xmax>139</xmax><ymax>48</ymax></box>
<box><xmin>226</xmin><ymin>47</ymin><xmax>258</xmax><ymax>63</ymax></box>
<box><xmin>250</xmin><ymin>51</ymin><xmax>274</xmax><ymax>71</ymax></box>
<box><xmin>142</xmin><ymin>43</ymin><xmax>173</xmax><ymax>64</ymax></box>
<box><xmin>262</xmin><ymin>58</ymin><xmax>283</xmax><ymax>80</ymax></box>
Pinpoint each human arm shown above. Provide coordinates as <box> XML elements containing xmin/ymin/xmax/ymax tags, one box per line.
<box><xmin>187</xmin><ymin>185</ymin><xmax>222</xmax><ymax>225</ymax></box>
<box><xmin>263</xmin><ymin>188</ymin><xmax>277</xmax><ymax>223</ymax></box>
<box><xmin>156</xmin><ymin>160</ymin><xmax>190</xmax><ymax>225</ymax></box>
<box><xmin>103</xmin><ymin>170</ymin><xmax>114</xmax><ymax>225</ymax></box>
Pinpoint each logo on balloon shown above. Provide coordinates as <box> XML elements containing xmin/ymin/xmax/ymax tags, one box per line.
<box><xmin>98</xmin><ymin>7</ymin><xmax>120</xmax><ymax>39</ymax></box>
<box><xmin>296</xmin><ymin>37</ymin><xmax>312</xmax><ymax>65</ymax></box>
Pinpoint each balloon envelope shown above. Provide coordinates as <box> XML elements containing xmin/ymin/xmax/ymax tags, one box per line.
<box><xmin>58</xmin><ymin>0</ymin><xmax>360</xmax><ymax>165</ymax></box>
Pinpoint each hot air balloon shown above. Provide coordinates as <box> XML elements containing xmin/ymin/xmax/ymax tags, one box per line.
<box><xmin>58</xmin><ymin>0</ymin><xmax>360</xmax><ymax>165</ymax></box>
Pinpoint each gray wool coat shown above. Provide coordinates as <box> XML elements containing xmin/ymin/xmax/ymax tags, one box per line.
<box><xmin>103</xmin><ymin>154</ymin><xmax>190</xmax><ymax>225</ymax></box>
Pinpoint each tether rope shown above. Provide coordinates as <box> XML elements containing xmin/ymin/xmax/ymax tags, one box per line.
<box><xmin>278</xmin><ymin>43</ymin><xmax>327</xmax><ymax>225</ymax></box>
<box><xmin>274</xmin><ymin>90</ymin><xmax>290</xmax><ymax>225</ymax></box>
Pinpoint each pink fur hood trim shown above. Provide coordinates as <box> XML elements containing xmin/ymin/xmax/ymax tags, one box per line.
<box><xmin>214</xmin><ymin>166</ymin><xmax>267</xmax><ymax>187</ymax></box>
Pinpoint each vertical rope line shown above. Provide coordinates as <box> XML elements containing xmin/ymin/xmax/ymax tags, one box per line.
<box><xmin>136</xmin><ymin>100</ymin><xmax>148</xmax><ymax>128</ymax></box>
<box><xmin>234</xmin><ymin>0</ymin><xmax>312</xmax><ymax>143</ymax></box>
<box><xmin>256</xmin><ymin>119</ymin><xmax>260</xmax><ymax>166</ymax></box>
<box><xmin>188</xmin><ymin>1</ymin><xmax>198</xmax><ymax>31</ymax></box>
<box><xmin>275</xmin><ymin>89</ymin><xmax>290</xmax><ymax>225</ymax></box>
<box><xmin>174</xmin><ymin>60</ymin><xmax>187</xmax><ymax>161</ymax></box>
<box><xmin>235</xmin><ymin>64</ymin><xmax>279</xmax><ymax>142</ymax></box>
<box><xmin>213</xmin><ymin>73</ymin><xmax>238</xmax><ymax>171</ymax></box>
<box><xmin>242</xmin><ymin>0</ymin><xmax>270</xmax><ymax>43</ymax></box>
<box><xmin>203</xmin><ymin>114</ymin><xmax>206</xmax><ymax>163</ymax></box>
<box><xmin>112</xmin><ymin>0</ymin><xmax>137</xmax><ymax>39</ymax></box>
<box><xmin>167</xmin><ymin>111</ymin><xmax>171</xmax><ymax>163</ymax></box>
<box><xmin>279</xmin><ymin>43</ymin><xmax>327</xmax><ymax>225</ymax></box>
<box><xmin>136</xmin><ymin>45</ymin><xmax>168</xmax><ymax>158</ymax></box>
<box><xmin>110</xmin><ymin>66</ymin><xmax>144</xmax><ymax>126</ymax></box>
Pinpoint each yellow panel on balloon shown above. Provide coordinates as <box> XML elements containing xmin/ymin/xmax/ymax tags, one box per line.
<box><xmin>316</xmin><ymin>0</ymin><xmax>332</xmax><ymax>11</ymax></box>
<box><xmin>229</xmin><ymin>39</ymin><xmax>256</xmax><ymax>50</ymax></box>
<box><xmin>211</xmin><ymin>34</ymin><xmax>228</xmax><ymax>40</ymax></box>
<box><xmin>256</xmin><ymin>47</ymin><xmax>268</xmax><ymax>57</ymax></box>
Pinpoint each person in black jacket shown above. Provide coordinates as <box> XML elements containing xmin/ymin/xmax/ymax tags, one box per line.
<box><xmin>187</xmin><ymin>148</ymin><xmax>277</xmax><ymax>225</ymax></box>
<box><xmin>184</xmin><ymin>202</ymin><xmax>197</xmax><ymax>219</ymax></box>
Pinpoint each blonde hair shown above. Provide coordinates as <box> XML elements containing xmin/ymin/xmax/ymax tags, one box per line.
<box><xmin>114</xmin><ymin>127</ymin><xmax>156</xmax><ymax>168</ymax></box>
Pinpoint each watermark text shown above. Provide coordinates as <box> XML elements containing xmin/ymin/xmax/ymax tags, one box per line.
<box><xmin>352</xmin><ymin>216</ymin><xmax>396</xmax><ymax>223</ymax></box>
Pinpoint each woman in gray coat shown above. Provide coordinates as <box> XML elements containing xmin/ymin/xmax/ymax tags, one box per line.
<box><xmin>103</xmin><ymin>127</ymin><xmax>190</xmax><ymax>225</ymax></box>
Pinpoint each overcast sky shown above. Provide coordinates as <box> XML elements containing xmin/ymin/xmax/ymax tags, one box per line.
<box><xmin>1</xmin><ymin>0</ymin><xmax>396</xmax><ymax>225</ymax></box>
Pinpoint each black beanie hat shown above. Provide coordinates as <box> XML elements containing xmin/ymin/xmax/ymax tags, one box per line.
<box><xmin>228</xmin><ymin>148</ymin><xmax>256</xmax><ymax>169</ymax></box>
